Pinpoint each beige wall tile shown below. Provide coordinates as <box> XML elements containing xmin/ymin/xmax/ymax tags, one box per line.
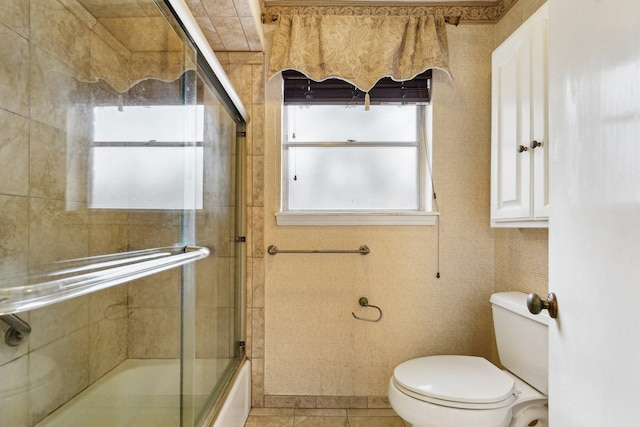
<box><xmin>88</xmin><ymin>287</ymin><xmax>128</xmax><ymax>382</ymax></box>
<box><xmin>264</xmin><ymin>395</ymin><xmax>316</xmax><ymax>409</ymax></box>
<box><xmin>29</xmin><ymin>296</ymin><xmax>90</xmax><ymax>350</ymax></box>
<box><xmin>0</xmin><ymin>25</ymin><xmax>29</xmax><ymax>116</ymax></box>
<box><xmin>252</xmin><ymin>256</ymin><xmax>265</xmax><ymax>307</ymax></box>
<box><xmin>202</xmin><ymin>0</ymin><xmax>238</xmax><ymax>17</ymax></box>
<box><xmin>128</xmin><ymin>307</ymin><xmax>181</xmax><ymax>358</ymax></box>
<box><xmin>252</xmin><ymin>64</ymin><xmax>265</xmax><ymax>104</ymax></box>
<box><xmin>197</xmin><ymin>16</ymin><xmax>226</xmax><ymax>51</ymax></box>
<box><xmin>30</xmin><ymin>0</ymin><xmax>92</xmax><ymax>78</ymax></box>
<box><xmin>241</xmin><ymin>16</ymin><xmax>263</xmax><ymax>51</ymax></box>
<box><xmin>186</xmin><ymin>0</ymin><xmax>208</xmax><ymax>17</ymax></box>
<box><xmin>129</xmin><ymin>51</ymin><xmax>193</xmax><ymax>87</ymax></box>
<box><xmin>98</xmin><ymin>17</ymin><xmax>183</xmax><ymax>52</ymax></box>
<box><xmin>29</xmin><ymin>198</ymin><xmax>90</xmax><ymax>267</ymax></box>
<box><xmin>211</xmin><ymin>16</ymin><xmax>250</xmax><ymax>51</ymax></box>
<box><xmin>215</xmin><ymin>307</ymin><xmax>234</xmax><ymax>356</ymax></box>
<box><xmin>0</xmin><ymin>0</ymin><xmax>29</xmax><ymax>37</ymax></box>
<box><xmin>29</xmin><ymin>121</ymin><xmax>67</xmax><ymax>200</ymax></box>
<box><xmin>196</xmin><ymin>307</ymin><xmax>219</xmax><ymax>357</ymax></box>
<box><xmin>228</xmin><ymin>63</ymin><xmax>253</xmax><ymax>105</ymax></box>
<box><xmin>90</xmin><ymin>29</ymin><xmax>131</xmax><ymax>93</ymax></box>
<box><xmin>30</xmin><ymin>46</ymin><xmax>85</xmax><ymax>131</ymax></box>
<box><xmin>0</xmin><ymin>354</ymin><xmax>29</xmax><ymax>426</ymax></box>
<box><xmin>252</xmin><ymin>156</ymin><xmax>265</xmax><ymax>207</ymax></box>
<box><xmin>251</xmin><ymin>357</ymin><xmax>265</xmax><ymax>407</ymax></box>
<box><xmin>228</xmin><ymin>51</ymin><xmax>264</xmax><ymax>65</ymax></box>
<box><xmin>0</xmin><ymin>107</ymin><xmax>29</xmax><ymax>197</ymax></box>
<box><xmin>128</xmin><ymin>269</ymin><xmax>181</xmax><ymax>308</ymax></box>
<box><xmin>28</xmin><ymin>328</ymin><xmax>90</xmax><ymax>425</ymax></box>
<box><xmin>0</xmin><ymin>195</ymin><xmax>29</xmax><ymax>279</ymax></box>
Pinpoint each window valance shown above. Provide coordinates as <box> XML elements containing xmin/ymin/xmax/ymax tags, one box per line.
<box><xmin>268</xmin><ymin>13</ymin><xmax>450</xmax><ymax>94</ymax></box>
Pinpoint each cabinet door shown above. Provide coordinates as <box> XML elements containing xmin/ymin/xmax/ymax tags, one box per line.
<box><xmin>491</xmin><ymin>22</ymin><xmax>532</xmax><ymax>223</ymax></box>
<box><xmin>530</xmin><ymin>4</ymin><xmax>549</xmax><ymax>219</ymax></box>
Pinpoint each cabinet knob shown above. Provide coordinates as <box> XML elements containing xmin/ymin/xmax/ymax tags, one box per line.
<box><xmin>518</xmin><ymin>145</ymin><xmax>528</xmax><ymax>153</ymax></box>
<box><xmin>530</xmin><ymin>140</ymin><xmax>543</xmax><ymax>149</ymax></box>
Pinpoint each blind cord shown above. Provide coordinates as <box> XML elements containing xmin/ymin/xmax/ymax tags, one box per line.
<box><xmin>422</xmin><ymin>106</ymin><xmax>440</xmax><ymax>279</ymax></box>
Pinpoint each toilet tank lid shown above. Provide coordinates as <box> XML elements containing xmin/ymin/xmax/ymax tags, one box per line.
<box><xmin>490</xmin><ymin>292</ymin><xmax>549</xmax><ymax>325</ymax></box>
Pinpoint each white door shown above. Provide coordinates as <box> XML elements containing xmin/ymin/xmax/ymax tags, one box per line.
<box><xmin>548</xmin><ymin>0</ymin><xmax>640</xmax><ymax>425</ymax></box>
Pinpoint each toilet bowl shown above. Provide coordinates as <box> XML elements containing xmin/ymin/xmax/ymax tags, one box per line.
<box><xmin>388</xmin><ymin>292</ymin><xmax>549</xmax><ymax>427</ymax></box>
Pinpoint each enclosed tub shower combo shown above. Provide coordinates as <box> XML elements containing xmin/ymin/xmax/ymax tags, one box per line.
<box><xmin>0</xmin><ymin>0</ymin><xmax>249</xmax><ymax>425</ymax></box>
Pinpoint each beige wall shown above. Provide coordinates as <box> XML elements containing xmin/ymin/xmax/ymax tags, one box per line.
<box><xmin>257</xmin><ymin>22</ymin><xmax>497</xmax><ymax>407</ymax></box>
<box><xmin>234</xmin><ymin>0</ymin><xmax>550</xmax><ymax>409</ymax></box>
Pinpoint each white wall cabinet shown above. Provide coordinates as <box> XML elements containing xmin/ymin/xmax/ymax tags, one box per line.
<box><xmin>491</xmin><ymin>3</ymin><xmax>549</xmax><ymax>228</ymax></box>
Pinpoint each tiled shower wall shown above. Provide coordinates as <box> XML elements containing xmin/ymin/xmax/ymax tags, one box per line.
<box><xmin>216</xmin><ymin>50</ymin><xmax>267</xmax><ymax>408</ymax></box>
<box><xmin>0</xmin><ymin>1</ymin><xmax>191</xmax><ymax>424</ymax></box>
<box><xmin>0</xmin><ymin>3</ymin><xmax>133</xmax><ymax>424</ymax></box>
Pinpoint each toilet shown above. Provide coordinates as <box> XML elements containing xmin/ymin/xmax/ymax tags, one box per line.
<box><xmin>388</xmin><ymin>291</ymin><xmax>549</xmax><ymax>427</ymax></box>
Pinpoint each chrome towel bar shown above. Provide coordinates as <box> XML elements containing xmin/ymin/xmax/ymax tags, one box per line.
<box><xmin>267</xmin><ymin>245</ymin><xmax>370</xmax><ymax>255</ymax></box>
<box><xmin>0</xmin><ymin>245</ymin><xmax>210</xmax><ymax>317</ymax></box>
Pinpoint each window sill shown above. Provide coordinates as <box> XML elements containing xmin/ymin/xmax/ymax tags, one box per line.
<box><xmin>275</xmin><ymin>212</ymin><xmax>439</xmax><ymax>226</ymax></box>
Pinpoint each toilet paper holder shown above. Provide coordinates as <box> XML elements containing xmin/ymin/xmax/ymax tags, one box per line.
<box><xmin>352</xmin><ymin>297</ymin><xmax>382</xmax><ymax>322</ymax></box>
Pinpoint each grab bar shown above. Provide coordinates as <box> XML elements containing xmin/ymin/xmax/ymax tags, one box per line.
<box><xmin>267</xmin><ymin>245</ymin><xmax>370</xmax><ymax>255</ymax></box>
<box><xmin>0</xmin><ymin>245</ymin><xmax>210</xmax><ymax>316</ymax></box>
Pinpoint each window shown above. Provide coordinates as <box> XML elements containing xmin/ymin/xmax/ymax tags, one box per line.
<box><xmin>90</xmin><ymin>104</ymin><xmax>204</xmax><ymax>210</ymax></box>
<box><xmin>277</xmin><ymin>73</ymin><xmax>437</xmax><ymax>226</ymax></box>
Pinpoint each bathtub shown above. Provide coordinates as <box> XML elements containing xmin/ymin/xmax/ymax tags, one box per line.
<box><xmin>36</xmin><ymin>358</ymin><xmax>250</xmax><ymax>427</ymax></box>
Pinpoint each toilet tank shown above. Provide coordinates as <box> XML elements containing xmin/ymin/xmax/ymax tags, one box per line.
<box><xmin>491</xmin><ymin>292</ymin><xmax>549</xmax><ymax>395</ymax></box>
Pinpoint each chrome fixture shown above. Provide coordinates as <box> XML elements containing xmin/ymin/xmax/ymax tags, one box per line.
<box><xmin>1</xmin><ymin>314</ymin><xmax>31</xmax><ymax>346</ymax></box>
<box><xmin>352</xmin><ymin>297</ymin><xmax>382</xmax><ymax>322</ymax></box>
<box><xmin>267</xmin><ymin>245</ymin><xmax>370</xmax><ymax>255</ymax></box>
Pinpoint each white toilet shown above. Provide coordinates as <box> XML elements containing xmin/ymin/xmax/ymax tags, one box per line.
<box><xmin>388</xmin><ymin>291</ymin><xmax>549</xmax><ymax>427</ymax></box>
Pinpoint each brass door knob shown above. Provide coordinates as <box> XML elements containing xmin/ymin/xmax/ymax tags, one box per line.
<box><xmin>527</xmin><ymin>292</ymin><xmax>558</xmax><ymax>318</ymax></box>
<box><xmin>518</xmin><ymin>145</ymin><xmax>528</xmax><ymax>153</ymax></box>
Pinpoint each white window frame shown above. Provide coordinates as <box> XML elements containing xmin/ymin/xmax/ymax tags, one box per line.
<box><xmin>276</xmin><ymin>104</ymin><xmax>438</xmax><ymax>226</ymax></box>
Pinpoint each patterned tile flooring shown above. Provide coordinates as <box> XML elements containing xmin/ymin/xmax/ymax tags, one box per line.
<box><xmin>244</xmin><ymin>408</ymin><xmax>410</xmax><ymax>427</ymax></box>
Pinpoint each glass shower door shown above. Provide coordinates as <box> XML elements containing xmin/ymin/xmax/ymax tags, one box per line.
<box><xmin>0</xmin><ymin>0</ymin><xmax>246</xmax><ymax>425</ymax></box>
<box><xmin>182</xmin><ymin>68</ymin><xmax>246</xmax><ymax>426</ymax></box>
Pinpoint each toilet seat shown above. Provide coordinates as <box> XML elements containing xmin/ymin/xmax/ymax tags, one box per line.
<box><xmin>392</xmin><ymin>355</ymin><xmax>517</xmax><ymax>410</ymax></box>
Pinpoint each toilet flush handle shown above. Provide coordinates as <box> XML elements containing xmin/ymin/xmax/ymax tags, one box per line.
<box><xmin>527</xmin><ymin>293</ymin><xmax>558</xmax><ymax>318</ymax></box>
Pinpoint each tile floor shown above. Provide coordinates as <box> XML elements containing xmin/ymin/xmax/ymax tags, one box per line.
<box><xmin>244</xmin><ymin>408</ymin><xmax>410</xmax><ymax>427</ymax></box>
